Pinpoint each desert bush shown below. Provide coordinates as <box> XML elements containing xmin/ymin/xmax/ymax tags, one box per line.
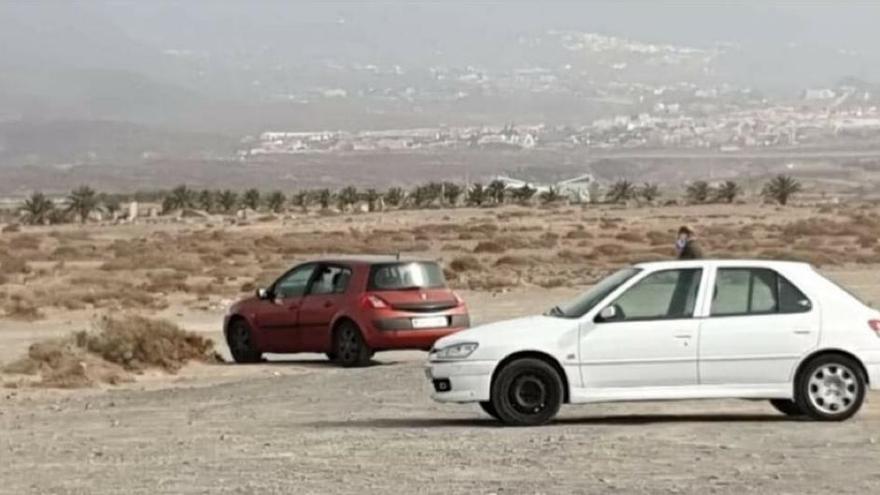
<box><xmin>0</xmin><ymin>255</ymin><xmax>29</xmax><ymax>274</ymax></box>
<box><xmin>592</xmin><ymin>243</ymin><xmax>626</xmax><ymax>257</ymax></box>
<box><xmin>473</xmin><ymin>241</ymin><xmax>507</xmax><ymax>254</ymax></box>
<box><xmin>1</xmin><ymin>223</ymin><xmax>21</xmax><ymax>233</ymax></box>
<box><xmin>565</xmin><ymin>229</ymin><xmax>593</xmax><ymax>240</ymax></box>
<box><xmin>494</xmin><ymin>255</ymin><xmax>536</xmax><ymax>267</ymax></box>
<box><xmin>449</xmin><ymin>255</ymin><xmax>483</xmax><ymax>272</ymax></box>
<box><xmin>2</xmin><ymin>294</ymin><xmax>44</xmax><ymax>320</ymax></box>
<box><xmin>615</xmin><ymin>231</ymin><xmax>645</xmax><ymax>243</ymax></box>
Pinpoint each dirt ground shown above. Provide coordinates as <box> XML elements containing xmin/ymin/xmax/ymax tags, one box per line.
<box><xmin>2</xmin><ymin>205</ymin><xmax>880</xmax><ymax>493</ymax></box>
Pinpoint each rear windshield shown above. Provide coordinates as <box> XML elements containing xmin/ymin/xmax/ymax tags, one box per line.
<box><xmin>368</xmin><ymin>262</ymin><xmax>447</xmax><ymax>290</ymax></box>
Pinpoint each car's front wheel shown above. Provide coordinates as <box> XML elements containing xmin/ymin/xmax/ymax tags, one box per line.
<box><xmin>227</xmin><ymin>318</ymin><xmax>262</xmax><ymax>364</ymax></box>
<box><xmin>333</xmin><ymin>321</ymin><xmax>372</xmax><ymax>367</ymax></box>
<box><xmin>769</xmin><ymin>399</ymin><xmax>803</xmax><ymax>417</ymax></box>
<box><xmin>795</xmin><ymin>354</ymin><xmax>866</xmax><ymax>421</ymax></box>
<box><xmin>490</xmin><ymin>358</ymin><xmax>563</xmax><ymax>426</ymax></box>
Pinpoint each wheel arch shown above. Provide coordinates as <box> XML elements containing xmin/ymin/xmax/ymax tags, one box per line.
<box><xmin>794</xmin><ymin>348</ymin><xmax>870</xmax><ymax>385</ymax></box>
<box><xmin>491</xmin><ymin>350</ymin><xmax>571</xmax><ymax>403</ymax></box>
<box><xmin>224</xmin><ymin>314</ymin><xmax>248</xmax><ymax>339</ymax></box>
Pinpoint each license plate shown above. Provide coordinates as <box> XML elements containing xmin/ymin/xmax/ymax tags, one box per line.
<box><xmin>412</xmin><ymin>316</ymin><xmax>448</xmax><ymax>329</ymax></box>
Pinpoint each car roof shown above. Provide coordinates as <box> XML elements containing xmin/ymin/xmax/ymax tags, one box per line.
<box><xmin>311</xmin><ymin>255</ymin><xmax>437</xmax><ymax>266</ymax></box>
<box><xmin>633</xmin><ymin>259</ymin><xmax>813</xmax><ymax>272</ymax></box>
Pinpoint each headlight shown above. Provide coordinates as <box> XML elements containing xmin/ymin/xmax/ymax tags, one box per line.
<box><xmin>432</xmin><ymin>342</ymin><xmax>479</xmax><ymax>360</ymax></box>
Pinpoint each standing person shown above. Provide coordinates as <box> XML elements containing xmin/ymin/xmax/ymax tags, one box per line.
<box><xmin>675</xmin><ymin>225</ymin><xmax>703</xmax><ymax>259</ymax></box>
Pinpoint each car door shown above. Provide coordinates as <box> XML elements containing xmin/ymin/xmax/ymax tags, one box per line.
<box><xmin>297</xmin><ymin>264</ymin><xmax>353</xmax><ymax>352</ymax></box>
<box><xmin>579</xmin><ymin>268</ymin><xmax>705</xmax><ymax>388</ymax></box>
<box><xmin>253</xmin><ymin>263</ymin><xmax>317</xmax><ymax>352</ymax></box>
<box><xmin>698</xmin><ymin>266</ymin><xmax>819</xmax><ymax>385</ymax></box>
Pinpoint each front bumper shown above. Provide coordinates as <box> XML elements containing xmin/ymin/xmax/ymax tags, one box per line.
<box><xmin>424</xmin><ymin>360</ymin><xmax>495</xmax><ymax>403</ymax></box>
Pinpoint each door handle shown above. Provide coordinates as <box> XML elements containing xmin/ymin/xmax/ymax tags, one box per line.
<box><xmin>793</xmin><ymin>329</ymin><xmax>812</xmax><ymax>335</ymax></box>
<box><xmin>674</xmin><ymin>334</ymin><xmax>692</xmax><ymax>339</ymax></box>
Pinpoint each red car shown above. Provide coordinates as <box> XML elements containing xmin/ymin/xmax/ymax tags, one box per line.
<box><xmin>224</xmin><ymin>257</ymin><xmax>470</xmax><ymax>366</ymax></box>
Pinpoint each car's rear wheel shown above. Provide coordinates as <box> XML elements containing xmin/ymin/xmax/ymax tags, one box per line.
<box><xmin>479</xmin><ymin>401</ymin><xmax>500</xmax><ymax>420</ymax></box>
<box><xmin>490</xmin><ymin>358</ymin><xmax>563</xmax><ymax>427</ymax></box>
<box><xmin>795</xmin><ymin>354</ymin><xmax>866</xmax><ymax>421</ymax></box>
<box><xmin>227</xmin><ymin>318</ymin><xmax>262</xmax><ymax>364</ymax></box>
<box><xmin>333</xmin><ymin>321</ymin><xmax>371</xmax><ymax>367</ymax></box>
<box><xmin>769</xmin><ymin>399</ymin><xmax>803</xmax><ymax>417</ymax></box>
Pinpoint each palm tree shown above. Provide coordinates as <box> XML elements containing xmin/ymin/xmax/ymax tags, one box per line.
<box><xmin>442</xmin><ymin>182</ymin><xmax>463</xmax><ymax>206</ymax></box>
<box><xmin>337</xmin><ymin>186</ymin><xmax>359</xmax><ymax>210</ymax></box>
<box><xmin>163</xmin><ymin>184</ymin><xmax>196</xmax><ymax>212</ymax></box>
<box><xmin>713</xmin><ymin>180</ymin><xmax>741</xmax><ymax>204</ymax></box>
<box><xmin>762</xmin><ymin>175</ymin><xmax>802</xmax><ymax>205</ymax></box>
<box><xmin>20</xmin><ymin>192</ymin><xmax>55</xmax><ymax>225</ymax></box>
<box><xmin>639</xmin><ymin>183</ymin><xmax>660</xmax><ymax>202</ymax></box>
<box><xmin>197</xmin><ymin>189</ymin><xmax>215</xmax><ymax>212</ymax></box>
<box><xmin>606</xmin><ymin>180</ymin><xmax>637</xmax><ymax>203</ymax></box>
<box><xmin>466</xmin><ymin>183</ymin><xmax>487</xmax><ymax>206</ymax></box>
<box><xmin>217</xmin><ymin>190</ymin><xmax>239</xmax><ymax>213</ymax></box>
<box><xmin>242</xmin><ymin>189</ymin><xmax>261</xmax><ymax>210</ymax></box>
<box><xmin>539</xmin><ymin>186</ymin><xmax>563</xmax><ymax>205</ymax></box>
<box><xmin>511</xmin><ymin>184</ymin><xmax>537</xmax><ymax>204</ymax></box>
<box><xmin>685</xmin><ymin>181</ymin><xmax>711</xmax><ymax>204</ymax></box>
<box><xmin>487</xmin><ymin>180</ymin><xmax>507</xmax><ymax>205</ymax></box>
<box><xmin>316</xmin><ymin>189</ymin><xmax>332</xmax><ymax>210</ymax></box>
<box><xmin>67</xmin><ymin>186</ymin><xmax>99</xmax><ymax>223</ymax></box>
<box><xmin>102</xmin><ymin>196</ymin><xmax>122</xmax><ymax>218</ymax></box>
<box><xmin>363</xmin><ymin>189</ymin><xmax>381</xmax><ymax>212</ymax></box>
<box><xmin>266</xmin><ymin>191</ymin><xmax>286</xmax><ymax>213</ymax></box>
<box><xmin>384</xmin><ymin>187</ymin><xmax>404</xmax><ymax>207</ymax></box>
<box><xmin>291</xmin><ymin>191</ymin><xmax>310</xmax><ymax>212</ymax></box>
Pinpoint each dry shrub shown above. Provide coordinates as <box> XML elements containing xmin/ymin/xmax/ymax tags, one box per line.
<box><xmin>2</xmin><ymin>294</ymin><xmax>44</xmax><ymax>320</ymax></box>
<box><xmin>1</xmin><ymin>223</ymin><xmax>21</xmax><ymax>233</ymax></box>
<box><xmin>8</xmin><ymin>234</ymin><xmax>41</xmax><ymax>250</ymax></box>
<box><xmin>467</xmin><ymin>273</ymin><xmax>518</xmax><ymax>291</ymax></box>
<box><xmin>615</xmin><ymin>231</ymin><xmax>645</xmax><ymax>243</ymax></box>
<box><xmin>857</xmin><ymin>235</ymin><xmax>877</xmax><ymax>248</ymax></box>
<box><xmin>565</xmin><ymin>229</ymin><xmax>593</xmax><ymax>240</ymax></box>
<box><xmin>2</xmin><ymin>316</ymin><xmax>213</xmax><ymax>388</ymax></box>
<box><xmin>143</xmin><ymin>270</ymin><xmax>189</xmax><ymax>293</ymax></box>
<box><xmin>473</xmin><ymin>240</ymin><xmax>507</xmax><ymax>254</ymax></box>
<box><xmin>537</xmin><ymin>277</ymin><xmax>567</xmax><ymax>289</ymax></box>
<box><xmin>75</xmin><ymin>316</ymin><xmax>215</xmax><ymax>373</ymax></box>
<box><xmin>557</xmin><ymin>249</ymin><xmax>592</xmax><ymax>263</ymax></box>
<box><xmin>449</xmin><ymin>255</ymin><xmax>483</xmax><ymax>272</ymax></box>
<box><xmin>494</xmin><ymin>255</ymin><xmax>536</xmax><ymax>267</ymax></box>
<box><xmin>592</xmin><ymin>243</ymin><xmax>626</xmax><ymax>257</ymax></box>
<box><xmin>0</xmin><ymin>255</ymin><xmax>29</xmax><ymax>274</ymax></box>
<box><xmin>0</xmin><ymin>273</ymin><xmax>7</xmax><ymax>285</ymax></box>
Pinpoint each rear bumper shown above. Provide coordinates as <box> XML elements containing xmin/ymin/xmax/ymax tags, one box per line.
<box><xmin>425</xmin><ymin>360</ymin><xmax>495</xmax><ymax>403</ymax></box>
<box><xmin>364</xmin><ymin>326</ymin><xmax>467</xmax><ymax>351</ymax></box>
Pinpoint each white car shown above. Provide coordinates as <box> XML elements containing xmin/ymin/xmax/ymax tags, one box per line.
<box><xmin>426</xmin><ymin>260</ymin><xmax>880</xmax><ymax>426</ymax></box>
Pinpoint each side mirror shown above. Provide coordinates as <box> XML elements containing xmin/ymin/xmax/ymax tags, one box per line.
<box><xmin>256</xmin><ymin>288</ymin><xmax>270</xmax><ymax>300</ymax></box>
<box><xmin>598</xmin><ymin>305</ymin><xmax>617</xmax><ymax>321</ymax></box>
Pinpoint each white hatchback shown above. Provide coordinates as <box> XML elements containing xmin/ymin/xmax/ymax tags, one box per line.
<box><xmin>426</xmin><ymin>260</ymin><xmax>880</xmax><ymax>426</ymax></box>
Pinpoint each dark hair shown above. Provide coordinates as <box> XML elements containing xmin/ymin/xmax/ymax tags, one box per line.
<box><xmin>678</xmin><ymin>226</ymin><xmax>693</xmax><ymax>235</ymax></box>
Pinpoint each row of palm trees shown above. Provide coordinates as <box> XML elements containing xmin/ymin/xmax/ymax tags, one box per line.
<box><xmin>15</xmin><ymin>175</ymin><xmax>803</xmax><ymax>225</ymax></box>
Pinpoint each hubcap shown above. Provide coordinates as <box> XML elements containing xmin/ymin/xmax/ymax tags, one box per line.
<box><xmin>233</xmin><ymin>325</ymin><xmax>250</xmax><ymax>353</ymax></box>
<box><xmin>807</xmin><ymin>363</ymin><xmax>859</xmax><ymax>415</ymax></box>
<box><xmin>509</xmin><ymin>373</ymin><xmax>548</xmax><ymax>414</ymax></box>
<box><xmin>339</xmin><ymin>328</ymin><xmax>359</xmax><ymax>360</ymax></box>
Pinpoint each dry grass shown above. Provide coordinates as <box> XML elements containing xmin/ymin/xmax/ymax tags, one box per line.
<box><xmin>2</xmin><ymin>315</ymin><xmax>216</xmax><ymax>388</ymax></box>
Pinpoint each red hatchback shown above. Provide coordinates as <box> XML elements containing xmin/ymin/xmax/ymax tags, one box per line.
<box><xmin>224</xmin><ymin>257</ymin><xmax>470</xmax><ymax>366</ymax></box>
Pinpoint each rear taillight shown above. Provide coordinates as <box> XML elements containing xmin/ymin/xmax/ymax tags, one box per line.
<box><xmin>869</xmin><ymin>319</ymin><xmax>880</xmax><ymax>337</ymax></box>
<box><xmin>363</xmin><ymin>294</ymin><xmax>389</xmax><ymax>309</ymax></box>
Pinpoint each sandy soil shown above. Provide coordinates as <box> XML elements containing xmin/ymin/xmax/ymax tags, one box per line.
<box><xmin>2</xmin><ymin>280</ymin><xmax>880</xmax><ymax>494</ymax></box>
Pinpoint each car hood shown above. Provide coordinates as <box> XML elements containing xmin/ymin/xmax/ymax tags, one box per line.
<box><xmin>433</xmin><ymin>314</ymin><xmax>574</xmax><ymax>349</ymax></box>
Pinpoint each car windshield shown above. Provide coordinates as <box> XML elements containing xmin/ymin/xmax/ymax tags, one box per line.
<box><xmin>546</xmin><ymin>267</ymin><xmax>641</xmax><ymax>318</ymax></box>
<box><xmin>368</xmin><ymin>262</ymin><xmax>447</xmax><ymax>290</ymax></box>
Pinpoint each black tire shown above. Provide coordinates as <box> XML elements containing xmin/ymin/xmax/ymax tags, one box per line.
<box><xmin>795</xmin><ymin>354</ymin><xmax>866</xmax><ymax>422</ymax></box>
<box><xmin>479</xmin><ymin>401</ymin><xmax>500</xmax><ymax>420</ymax></box>
<box><xmin>769</xmin><ymin>399</ymin><xmax>803</xmax><ymax>417</ymax></box>
<box><xmin>325</xmin><ymin>352</ymin><xmax>337</xmax><ymax>361</ymax></box>
<box><xmin>333</xmin><ymin>321</ymin><xmax>371</xmax><ymax>367</ymax></box>
<box><xmin>226</xmin><ymin>318</ymin><xmax>262</xmax><ymax>364</ymax></box>
<box><xmin>490</xmin><ymin>358</ymin><xmax>564</xmax><ymax>427</ymax></box>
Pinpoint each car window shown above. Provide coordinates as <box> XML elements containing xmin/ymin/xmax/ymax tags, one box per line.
<box><xmin>368</xmin><ymin>262</ymin><xmax>446</xmax><ymax>290</ymax></box>
<box><xmin>273</xmin><ymin>264</ymin><xmax>316</xmax><ymax>299</ymax></box>
<box><xmin>712</xmin><ymin>268</ymin><xmax>811</xmax><ymax>316</ymax></box>
<box><xmin>606</xmin><ymin>268</ymin><xmax>702</xmax><ymax>321</ymax></box>
<box><xmin>309</xmin><ymin>265</ymin><xmax>352</xmax><ymax>295</ymax></box>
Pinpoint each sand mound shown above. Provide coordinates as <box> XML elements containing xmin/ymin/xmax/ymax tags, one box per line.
<box><xmin>3</xmin><ymin>315</ymin><xmax>216</xmax><ymax>388</ymax></box>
